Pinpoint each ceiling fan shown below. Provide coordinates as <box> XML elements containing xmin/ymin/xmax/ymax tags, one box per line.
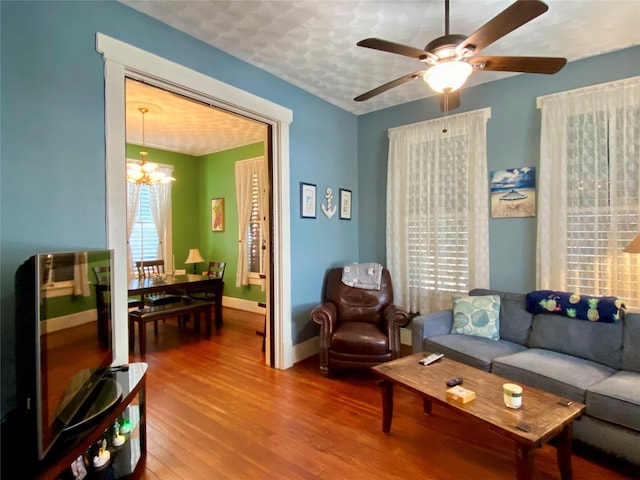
<box><xmin>354</xmin><ymin>0</ymin><xmax>567</xmax><ymax>112</ymax></box>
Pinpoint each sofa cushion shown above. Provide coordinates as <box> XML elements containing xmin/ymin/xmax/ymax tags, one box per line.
<box><xmin>424</xmin><ymin>334</ymin><xmax>526</xmax><ymax>372</ymax></box>
<box><xmin>492</xmin><ymin>349</ymin><xmax>616</xmax><ymax>403</ymax></box>
<box><xmin>527</xmin><ymin>313</ymin><xmax>623</xmax><ymax>370</ymax></box>
<box><xmin>451</xmin><ymin>295</ymin><xmax>500</xmax><ymax>340</ymax></box>
<box><xmin>586</xmin><ymin>371</ymin><xmax>640</xmax><ymax>432</ymax></box>
<box><xmin>470</xmin><ymin>289</ymin><xmax>532</xmax><ymax>345</ymax></box>
<box><xmin>623</xmin><ymin>313</ymin><xmax>640</xmax><ymax>373</ymax></box>
<box><xmin>526</xmin><ymin>290</ymin><xmax>624</xmax><ymax>323</ymax></box>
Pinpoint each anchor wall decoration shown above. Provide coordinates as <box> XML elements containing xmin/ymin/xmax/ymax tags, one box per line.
<box><xmin>321</xmin><ymin>187</ymin><xmax>337</xmax><ymax>218</ymax></box>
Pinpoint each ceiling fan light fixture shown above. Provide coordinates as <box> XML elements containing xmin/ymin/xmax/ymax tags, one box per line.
<box><xmin>424</xmin><ymin>61</ymin><xmax>472</xmax><ymax>93</ymax></box>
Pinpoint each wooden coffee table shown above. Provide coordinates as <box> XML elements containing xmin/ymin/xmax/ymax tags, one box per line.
<box><xmin>371</xmin><ymin>353</ymin><xmax>585</xmax><ymax>480</ymax></box>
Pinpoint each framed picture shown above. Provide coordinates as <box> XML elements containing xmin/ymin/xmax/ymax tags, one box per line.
<box><xmin>300</xmin><ymin>182</ymin><xmax>317</xmax><ymax>218</ymax></box>
<box><xmin>490</xmin><ymin>167</ymin><xmax>536</xmax><ymax>218</ymax></box>
<box><xmin>211</xmin><ymin>197</ymin><xmax>225</xmax><ymax>231</ymax></box>
<box><xmin>339</xmin><ymin>188</ymin><xmax>352</xmax><ymax>220</ymax></box>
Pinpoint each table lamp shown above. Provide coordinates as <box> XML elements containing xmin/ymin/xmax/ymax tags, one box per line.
<box><xmin>624</xmin><ymin>233</ymin><xmax>640</xmax><ymax>254</ymax></box>
<box><xmin>185</xmin><ymin>248</ymin><xmax>204</xmax><ymax>274</ymax></box>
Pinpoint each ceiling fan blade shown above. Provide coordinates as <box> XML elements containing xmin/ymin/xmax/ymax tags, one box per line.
<box><xmin>470</xmin><ymin>56</ymin><xmax>567</xmax><ymax>74</ymax></box>
<box><xmin>357</xmin><ymin>38</ymin><xmax>436</xmax><ymax>61</ymax></box>
<box><xmin>458</xmin><ymin>0</ymin><xmax>549</xmax><ymax>56</ymax></box>
<box><xmin>354</xmin><ymin>71</ymin><xmax>427</xmax><ymax>102</ymax></box>
<box><xmin>439</xmin><ymin>90</ymin><xmax>461</xmax><ymax>112</ymax></box>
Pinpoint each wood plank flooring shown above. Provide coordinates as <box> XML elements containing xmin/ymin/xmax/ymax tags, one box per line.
<box><xmin>131</xmin><ymin>308</ymin><xmax>639</xmax><ymax>479</ymax></box>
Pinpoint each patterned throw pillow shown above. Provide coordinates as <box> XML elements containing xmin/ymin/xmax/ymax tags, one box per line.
<box><xmin>451</xmin><ymin>295</ymin><xmax>501</xmax><ymax>340</ymax></box>
<box><xmin>525</xmin><ymin>290</ymin><xmax>624</xmax><ymax>323</ymax></box>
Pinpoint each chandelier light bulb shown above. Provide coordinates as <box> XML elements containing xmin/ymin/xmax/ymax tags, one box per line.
<box><xmin>424</xmin><ymin>61</ymin><xmax>473</xmax><ymax>93</ymax></box>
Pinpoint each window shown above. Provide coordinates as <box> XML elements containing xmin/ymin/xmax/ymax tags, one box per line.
<box><xmin>538</xmin><ymin>77</ymin><xmax>640</xmax><ymax>310</ymax></box>
<box><xmin>235</xmin><ymin>156</ymin><xmax>267</xmax><ymax>287</ymax></box>
<box><xmin>387</xmin><ymin>108</ymin><xmax>491</xmax><ymax>314</ymax></box>
<box><xmin>126</xmin><ymin>160</ymin><xmax>174</xmax><ymax>277</ymax></box>
<box><xmin>247</xmin><ymin>171</ymin><xmax>264</xmax><ymax>275</ymax></box>
<box><xmin>129</xmin><ymin>185</ymin><xmax>161</xmax><ymax>265</ymax></box>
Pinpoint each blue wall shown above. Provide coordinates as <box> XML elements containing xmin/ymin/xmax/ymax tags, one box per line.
<box><xmin>358</xmin><ymin>46</ymin><xmax>640</xmax><ymax>294</ymax></box>
<box><xmin>0</xmin><ymin>0</ymin><xmax>357</xmax><ymax>416</ymax></box>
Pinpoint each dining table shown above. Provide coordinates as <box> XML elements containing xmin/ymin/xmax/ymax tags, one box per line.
<box><xmin>95</xmin><ymin>272</ymin><xmax>224</xmax><ymax>346</ymax></box>
<box><xmin>127</xmin><ymin>273</ymin><xmax>224</xmax><ymax>329</ymax></box>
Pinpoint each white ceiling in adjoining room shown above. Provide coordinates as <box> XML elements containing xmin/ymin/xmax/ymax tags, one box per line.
<box><xmin>125</xmin><ymin>79</ymin><xmax>266</xmax><ymax>156</ymax></box>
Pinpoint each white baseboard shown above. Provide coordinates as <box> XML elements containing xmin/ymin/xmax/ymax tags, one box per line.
<box><xmin>292</xmin><ymin>335</ymin><xmax>320</xmax><ymax>364</ymax></box>
<box><xmin>222</xmin><ymin>296</ymin><xmax>266</xmax><ymax>315</ymax></box>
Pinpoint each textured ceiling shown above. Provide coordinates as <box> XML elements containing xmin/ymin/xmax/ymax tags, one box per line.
<box><xmin>126</xmin><ymin>79</ymin><xmax>266</xmax><ymax>156</ymax></box>
<box><xmin>121</xmin><ymin>0</ymin><xmax>640</xmax><ymax>116</ymax></box>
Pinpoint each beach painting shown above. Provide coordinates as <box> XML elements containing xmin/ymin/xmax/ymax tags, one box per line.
<box><xmin>490</xmin><ymin>167</ymin><xmax>536</xmax><ymax>218</ymax></box>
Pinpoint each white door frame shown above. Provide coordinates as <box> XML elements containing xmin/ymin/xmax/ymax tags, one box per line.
<box><xmin>96</xmin><ymin>33</ymin><xmax>293</xmax><ymax>369</ymax></box>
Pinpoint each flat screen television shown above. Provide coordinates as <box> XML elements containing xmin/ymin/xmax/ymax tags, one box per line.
<box><xmin>15</xmin><ymin>249</ymin><xmax>121</xmax><ymax>465</ymax></box>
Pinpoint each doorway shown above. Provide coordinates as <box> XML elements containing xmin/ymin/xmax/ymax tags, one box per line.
<box><xmin>124</xmin><ymin>78</ymin><xmax>271</xmax><ymax>358</ymax></box>
<box><xmin>97</xmin><ymin>33</ymin><xmax>293</xmax><ymax>369</ymax></box>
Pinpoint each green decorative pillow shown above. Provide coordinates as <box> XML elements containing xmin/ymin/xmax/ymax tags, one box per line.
<box><xmin>451</xmin><ymin>295</ymin><xmax>501</xmax><ymax>340</ymax></box>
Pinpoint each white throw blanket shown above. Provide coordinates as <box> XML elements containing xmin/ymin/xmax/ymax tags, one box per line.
<box><xmin>341</xmin><ymin>262</ymin><xmax>383</xmax><ymax>290</ymax></box>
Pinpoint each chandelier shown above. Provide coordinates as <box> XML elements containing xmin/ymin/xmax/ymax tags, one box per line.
<box><xmin>126</xmin><ymin>107</ymin><xmax>175</xmax><ymax>185</ymax></box>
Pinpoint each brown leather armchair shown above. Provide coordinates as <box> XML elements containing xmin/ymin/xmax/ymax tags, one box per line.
<box><xmin>311</xmin><ymin>267</ymin><xmax>409</xmax><ymax>376</ymax></box>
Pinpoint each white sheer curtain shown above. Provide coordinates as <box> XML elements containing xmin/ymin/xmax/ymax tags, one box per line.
<box><xmin>537</xmin><ymin>77</ymin><xmax>640</xmax><ymax>309</ymax></box>
<box><xmin>126</xmin><ymin>183</ymin><xmax>141</xmax><ymax>278</ymax></box>
<box><xmin>235</xmin><ymin>157</ymin><xmax>267</xmax><ymax>287</ymax></box>
<box><xmin>387</xmin><ymin>108</ymin><xmax>491</xmax><ymax>314</ymax></box>
<box><xmin>148</xmin><ymin>163</ymin><xmax>174</xmax><ymax>264</ymax></box>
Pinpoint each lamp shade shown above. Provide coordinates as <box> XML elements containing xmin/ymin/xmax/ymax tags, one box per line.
<box><xmin>185</xmin><ymin>248</ymin><xmax>204</xmax><ymax>264</ymax></box>
<box><xmin>624</xmin><ymin>234</ymin><xmax>640</xmax><ymax>254</ymax></box>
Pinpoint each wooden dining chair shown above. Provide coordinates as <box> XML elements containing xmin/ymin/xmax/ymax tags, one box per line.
<box><xmin>135</xmin><ymin>259</ymin><xmax>166</xmax><ymax>278</ymax></box>
<box><xmin>92</xmin><ymin>265</ymin><xmax>143</xmax><ymax>309</ymax></box>
<box><xmin>134</xmin><ymin>259</ymin><xmax>182</xmax><ymax>307</ymax></box>
<box><xmin>184</xmin><ymin>261</ymin><xmax>225</xmax><ymax>324</ymax></box>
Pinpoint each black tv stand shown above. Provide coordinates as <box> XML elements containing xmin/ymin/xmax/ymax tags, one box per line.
<box><xmin>36</xmin><ymin>362</ymin><xmax>147</xmax><ymax>480</ymax></box>
<box><xmin>62</xmin><ymin>376</ymin><xmax>123</xmax><ymax>437</ymax></box>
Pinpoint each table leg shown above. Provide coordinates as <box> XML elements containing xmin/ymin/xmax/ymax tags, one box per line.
<box><xmin>215</xmin><ymin>282</ymin><xmax>224</xmax><ymax>329</ymax></box>
<box><xmin>515</xmin><ymin>444</ymin><xmax>534</xmax><ymax>480</ymax></box>
<box><xmin>128</xmin><ymin>317</ymin><xmax>135</xmax><ymax>352</ymax></box>
<box><xmin>205</xmin><ymin>307</ymin><xmax>212</xmax><ymax>337</ymax></box>
<box><xmin>423</xmin><ymin>398</ymin><xmax>432</xmax><ymax>415</ymax></box>
<box><xmin>556</xmin><ymin>424</ymin><xmax>574</xmax><ymax>480</ymax></box>
<box><xmin>138</xmin><ymin>319</ymin><xmax>146</xmax><ymax>357</ymax></box>
<box><xmin>378</xmin><ymin>380</ymin><xmax>394</xmax><ymax>434</ymax></box>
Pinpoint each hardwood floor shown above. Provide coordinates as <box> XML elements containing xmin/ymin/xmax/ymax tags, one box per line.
<box><xmin>131</xmin><ymin>308</ymin><xmax>638</xmax><ymax>479</ymax></box>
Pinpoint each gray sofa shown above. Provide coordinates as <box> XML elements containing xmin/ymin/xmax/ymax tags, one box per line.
<box><xmin>411</xmin><ymin>288</ymin><xmax>640</xmax><ymax>465</ymax></box>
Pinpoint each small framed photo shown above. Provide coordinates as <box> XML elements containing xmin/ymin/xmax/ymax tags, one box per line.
<box><xmin>300</xmin><ymin>182</ymin><xmax>317</xmax><ymax>218</ymax></box>
<box><xmin>211</xmin><ymin>197</ymin><xmax>225</xmax><ymax>231</ymax></box>
<box><xmin>339</xmin><ymin>188</ymin><xmax>352</xmax><ymax>220</ymax></box>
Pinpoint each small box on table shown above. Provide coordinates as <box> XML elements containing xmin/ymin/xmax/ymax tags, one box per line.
<box><xmin>446</xmin><ymin>385</ymin><xmax>476</xmax><ymax>404</ymax></box>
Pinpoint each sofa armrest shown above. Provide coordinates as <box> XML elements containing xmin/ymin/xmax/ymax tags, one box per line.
<box><xmin>411</xmin><ymin>309</ymin><xmax>454</xmax><ymax>353</ymax></box>
<box><xmin>383</xmin><ymin>304</ymin><xmax>410</xmax><ymax>330</ymax></box>
<box><xmin>383</xmin><ymin>305</ymin><xmax>410</xmax><ymax>359</ymax></box>
<box><xmin>311</xmin><ymin>302</ymin><xmax>337</xmax><ymax>351</ymax></box>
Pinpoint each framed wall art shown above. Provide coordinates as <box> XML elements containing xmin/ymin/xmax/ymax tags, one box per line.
<box><xmin>211</xmin><ymin>197</ymin><xmax>225</xmax><ymax>231</ymax></box>
<box><xmin>490</xmin><ymin>167</ymin><xmax>536</xmax><ymax>218</ymax></box>
<box><xmin>339</xmin><ymin>188</ymin><xmax>352</xmax><ymax>220</ymax></box>
<box><xmin>300</xmin><ymin>182</ymin><xmax>317</xmax><ymax>218</ymax></box>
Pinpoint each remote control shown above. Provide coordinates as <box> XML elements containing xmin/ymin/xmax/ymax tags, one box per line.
<box><xmin>446</xmin><ymin>377</ymin><xmax>463</xmax><ymax>387</ymax></box>
<box><xmin>419</xmin><ymin>353</ymin><xmax>444</xmax><ymax>365</ymax></box>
